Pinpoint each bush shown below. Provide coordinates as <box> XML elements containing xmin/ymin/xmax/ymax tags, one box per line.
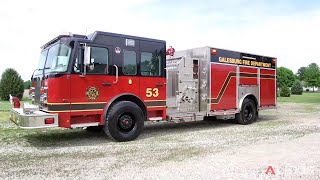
<box><xmin>280</xmin><ymin>86</ymin><xmax>291</xmax><ymax>97</ymax></box>
<box><xmin>0</xmin><ymin>68</ymin><xmax>24</xmax><ymax>100</ymax></box>
<box><xmin>291</xmin><ymin>81</ymin><xmax>303</xmax><ymax>95</ymax></box>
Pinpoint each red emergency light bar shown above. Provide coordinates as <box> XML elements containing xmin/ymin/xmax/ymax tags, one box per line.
<box><xmin>211</xmin><ymin>49</ymin><xmax>217</xmax><ymax>55</ymax></box>
<box><xmin>166</xmin><ymin>46</ymin><xmax>175</xmax><ymax>56</ymax></box>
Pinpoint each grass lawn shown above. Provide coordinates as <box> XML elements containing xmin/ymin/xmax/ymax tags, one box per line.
<box><xmin>0</xmin><ymin>100</ymin><xmax>95</xmax><ymax>147</ymax></box>
<box><xmin>0</xmin><ymin>101</ymin><xmax>12</xmax><ymax>111</ymax></box>
<box><xmin>278</xmin><ymin>92</ymin><xmax>320</xmax><ymax>104</ymax></box>
<box><xmin>0</xmin><ymin>98</ymin><xmax>31</xmax><ymax>111</ymax></box>
<box><xmin>0</xmin><ymin>110</ymin><xmax>89</xmax><ymax>147</ymax></box>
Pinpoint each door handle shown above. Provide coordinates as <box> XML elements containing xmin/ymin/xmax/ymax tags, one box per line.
<box><xmin>156</xmin><ymin>83</ymin><xmax>163</xmax><ymax>87</ymax></box>
<box><xmin>102</xmin><ymin>82</ymin><xmax>111</xmax><ymax>86</ymax></box>
<box><xmin>113</xmin><ymin>64</ymin><xmax>118</xmax><ymax>84</ymax></box>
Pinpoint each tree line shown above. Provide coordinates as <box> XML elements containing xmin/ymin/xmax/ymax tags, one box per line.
<box><xmin>277</xmin><ymin>63</ymin><xmax>320</xmax><ymax>97</ymax></box>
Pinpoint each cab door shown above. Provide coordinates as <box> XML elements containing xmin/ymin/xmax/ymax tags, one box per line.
<box><xmin>139</xmin><ymin>41</ymin><xmax>166</xmax><ymax>120</ymax></box>
<box><xmin>69</xmin><ymin>43</ymin><xmax>114</xmax><ymax>125</ymax></box>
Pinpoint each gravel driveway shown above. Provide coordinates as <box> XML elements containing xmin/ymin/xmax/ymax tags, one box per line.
<box><xmin>0</xmin><ymin>103</ymin><xmax>320</xmax><ymax>180</ymax></box>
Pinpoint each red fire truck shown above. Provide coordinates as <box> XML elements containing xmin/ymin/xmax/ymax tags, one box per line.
<box><xmin>10</xmin><ymin>31</ymin><xmax>276</xmax><ymax>141</ymax></box>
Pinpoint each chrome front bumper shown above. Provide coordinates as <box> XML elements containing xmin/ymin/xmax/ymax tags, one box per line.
<box><xmin>10</xmin><ymin>108</ymin><xmax>58</xmax><ymax>129</ymax></box>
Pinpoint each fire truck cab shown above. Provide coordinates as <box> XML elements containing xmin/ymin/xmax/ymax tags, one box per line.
<box><xmin>10</xmin><ymin>31</ymin><xmax>276</xmax><ymax>141</ymax></box>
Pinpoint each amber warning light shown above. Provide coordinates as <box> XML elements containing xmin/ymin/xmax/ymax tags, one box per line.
<box><xmin>211</xmin><ymin>49</ymin><xmax>217</xmax><ymax>55</ymax></box>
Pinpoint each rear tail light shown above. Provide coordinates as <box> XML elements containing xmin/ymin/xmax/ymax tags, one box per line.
<box><xmin>45</xmin><ymin>118</ymin><xmax>54</xmax><ymax>124</ymax></box>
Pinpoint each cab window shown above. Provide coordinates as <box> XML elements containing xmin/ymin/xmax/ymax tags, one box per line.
<box><xmin>74</xmin><ymin>46</ymin><xmax>109</xmax><ymax>74</ymax></box>
<box><xmin>123</xmin><ymin>50</ymin><xmax>137</xmax><ymax>75</ymax></box>
<box><xmin>74</xmin><ymin>47</ymin><xmax>83</xmax><ymax>73</ymax></box>
<box><xmin>88</xmin><ymin>47</ymin><xmax>109</xmax><ymax>74</ymax></box>
<box><xmin>141</xmin><ymin>52</ymin><xmax>161</xmax><ymax>76</ymax></box>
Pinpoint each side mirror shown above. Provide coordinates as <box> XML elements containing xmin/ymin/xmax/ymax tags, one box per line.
<box><xmin>80</xmin><ymin>46</ymin><xmax>91</xmax><ymax>77</ymax></box>
<box><xmin>84</xmin><ymin>46</ymin><xmax>91</xmax><ymax>66</ymax></box>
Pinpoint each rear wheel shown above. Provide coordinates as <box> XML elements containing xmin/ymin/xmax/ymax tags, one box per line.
<box><xmin>104</xmin><ymin>101</ymin><xmax>144</xmax><ymax>142</ymax></box>
<box><xmin>236</xmin><ymin>99</ymin><xmax>257</xmax><ymax>125</ymax></box>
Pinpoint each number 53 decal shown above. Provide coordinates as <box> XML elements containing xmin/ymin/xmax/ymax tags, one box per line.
<box><xmin>146</xmin><ymin>88</ymin><xmax>159</xmax><ymax>97</ymax></box>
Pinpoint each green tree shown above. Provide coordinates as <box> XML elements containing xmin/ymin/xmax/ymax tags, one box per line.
<box><xmin>291</xmin><ymin>81</ymin><xmax>303</xmax><ymax>95</ymax></box>
<box><xmin>304</xmin><ymin>63</ymin><xmax>320</xmax><ymax>92</ymax></box>
<box><xmin>296</xmin><ymin>67</ymin><xmax>306</xmax><ymax>81</ymax></box>
<box><xmin>277</xmin><ymin>67</ymin><xmax>296</xmax><ymax>88</ymax></box>
<box><xmin>280</xmin><ymin>86</ymin><xmax>291</xmax><ymax>97</ymax></box>
<box><xmin>0</xmin><ymin>68</ymin><xmax>24</xmax><ymax>100</ymax></box>
<box><xmin>24</xmin><ymin>80</ymin><xmax>31</xmax><ymax>90</ymax></box>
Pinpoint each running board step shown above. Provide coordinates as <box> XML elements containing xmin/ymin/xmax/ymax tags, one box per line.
<box><xmin>149</xmin><ymin>117</ymin><xmax>163</xmax><ymax>121</ymax></box>
<box><xmin>71</xmin><ymin>122</ymin><xmax>99</xmax><ymax>128</ymax></box>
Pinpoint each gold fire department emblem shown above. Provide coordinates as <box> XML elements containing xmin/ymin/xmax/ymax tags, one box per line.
<box><xmin>86</xmin><ymin>86</ymin><xmax>100</xmax><ymax>101</ymax></box>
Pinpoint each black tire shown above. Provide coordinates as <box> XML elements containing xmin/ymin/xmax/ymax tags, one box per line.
<box><xmin>236</xmin><ymin>99</ymin><xmax>257</xmax><ymax>125</ymax></box>
<box><xmin>86</xmin><ymin>126</ymin><xmax>103</xmax><ymax>132</ymax></box>
<box><xmin>103</xmin><ymin>101</ymin><xmax>145</xmax><ymax>142</ymax></box>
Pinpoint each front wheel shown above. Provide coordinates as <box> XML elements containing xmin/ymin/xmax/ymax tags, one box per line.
<box><xmin>236</xmin><ymin>99</ymin><xmax>257</xmax><ymax>125</ymax></box>
<box><xmin>104</xmin><ymin>101</ymin><xmax>145</xmax><ymax>142</ymax></box>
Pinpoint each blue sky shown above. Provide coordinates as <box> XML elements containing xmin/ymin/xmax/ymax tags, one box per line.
<box><xmin>0</xmin><ymin>0</ymin><xmax>320</xmax><ymax>80</ymax></box>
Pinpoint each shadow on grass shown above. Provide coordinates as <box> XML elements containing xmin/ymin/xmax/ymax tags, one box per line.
<box><xmin>24</xmin><ymin>116</ymin><xmax>278</xmax><ymax>148</ymax></box>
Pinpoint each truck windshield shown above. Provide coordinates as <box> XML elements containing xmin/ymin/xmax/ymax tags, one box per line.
<box><xmin>34</xmin><ymin>50</ymin><xmax>48</xmax><ymax>75</ymax></box>
<box><xmin>35</xmin><ymin>43</ymin><xmax>71</xmax><ymax>75</ymax></box>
